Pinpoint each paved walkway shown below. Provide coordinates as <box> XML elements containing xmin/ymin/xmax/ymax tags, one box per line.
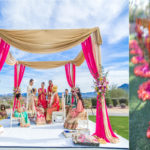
<box><xmin>87</xmin><ymin>108</ymin><xmax>129</xmax><ymax>116</ymax></box>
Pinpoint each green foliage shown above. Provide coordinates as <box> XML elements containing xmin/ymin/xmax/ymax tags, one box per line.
<box><xmin>105</xmin><ymin>91</ymin><xmax>113</xmax><ymax>106</ymax></box>
<box><xmin>91</xmin><ymin>98</ymin><xmax>97</xmax><ymax>108</ymax></box>
<box><xmin>112</xmin><ymin>98</ymin><xmax>119</xmax><ymax>107</ymax></box>
<box><xmin>109</xmin><ymin>84</ymin><xmax>128</xmax><ymax>99</ymax></box>
<box><xmin>119</xmin><ymin>98</ymin><xmax>128</xmax><ymax>105</ymax></box>
<box><xmin>105</xmin><ymin>97</ymin><xmax>112</xmax><ymax>106</ymax></box>
<box><xmin>83</xmin><ymin>99</ymin><xmax>92</xmax><ymax>109</ymax></box>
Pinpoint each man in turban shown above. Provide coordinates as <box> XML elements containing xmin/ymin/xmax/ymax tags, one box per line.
<box><xmin>46</xmin><ymin>85</ymin><xmax>60</xmax><ymax>124</ymax></box>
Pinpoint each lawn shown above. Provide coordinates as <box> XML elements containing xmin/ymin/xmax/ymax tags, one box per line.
<box><xmin>129</xmin><ymin>36</ymin><xmax>150</xmax><ymax>149</ymax></box>
<box><xmin>89</xmin><ymin>115</ymin><xmax>129</xmax><ymax>140</ymax></box>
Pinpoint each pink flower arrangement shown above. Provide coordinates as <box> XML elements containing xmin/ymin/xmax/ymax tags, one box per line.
<box><xmin>94</xmin><ymin>76</ymin><xmax>109</xmax><ymax>97</ymax></box>
<box><xmin>138</xmin><ymin>80</ymin><xmax>150</xmax><ymax>101</ymax></box>
<box><xmin>131</xmin><ymin>56</ymin><xmax>146</xmax><ymax>64</ymax></box>
<box><xmin>134</xmin><ymin>63</ymin><xmax>150</xmax><ymax>78</ymax></box>
<box><xmin>130</xmin><ymin>48</ymin><xmax>143</xmax><ymax>56</ymax></box>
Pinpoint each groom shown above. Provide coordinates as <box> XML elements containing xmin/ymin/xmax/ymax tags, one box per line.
<box><xmin>26</xmin><ymin>79</ymin><xmax>34</xmax><ymax>110</ymax></box>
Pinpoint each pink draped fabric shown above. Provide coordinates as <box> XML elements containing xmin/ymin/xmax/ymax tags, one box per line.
<box><xmin>0</xmin><ymin>39</ymin><xmax>10</xmax><ymax>71</ymax></box>
<box><xmin>65</xmin><ymin>63</ymin><xmax>76</xmax><ymax>103</ymax></box>
<box><xmin>13</xmin><ymin>64</ymin><xmax>25</xmax><ymax>111</ymax></box>
<box><xmin>81</xmin><ymin>36</ymin><xmax>117</xmax><ymax>142</ymax></box>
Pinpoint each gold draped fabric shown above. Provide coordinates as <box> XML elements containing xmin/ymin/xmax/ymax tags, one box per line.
<box><xmin>5</xmin><ymin>52</ymin><xmax>17</xmax><ymax>65</ymax></box>
<box><xmin>6</xmin><ymin>50</ymin><xmax>85</xmax><ymax>69</ymax></box>
<box><xmin>0</xmin><ymin>27</ymin><xmax>102</xmax><ymax>54</ymax></box>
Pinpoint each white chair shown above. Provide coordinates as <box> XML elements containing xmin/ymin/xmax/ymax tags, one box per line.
<box><xmin>10</xmin><ymin>108</ymin><xmax>21</xmax><ymax>127</ymax></box>
<box><xmin>52</xmin><ymin>94</ymin><xmax>66</xmax><ymax>123</ymax></box>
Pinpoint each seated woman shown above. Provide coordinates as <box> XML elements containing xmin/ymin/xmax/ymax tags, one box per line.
<box><xmin>14</xmin><ymin>93</ymin><xmax>30</xmax><ymax>127</ymax></box>
<box><xmin>0</xmin><ymin>104</ymin><xmax>7</xmax><ymax>119</ymax></box>
<box><xmin>46</xmin><ymin>85</ymin><xmax>60</xmax><ymax>124</ymax></box>
<box><xmin>31</xmin><ymin>88</ymin><xmax>46</xmax><ymax>125</ymax></box>
<box><xmin>64</xmin><ymin>88</ymin><xmax>85</xmax><ymax>130</ymax></box>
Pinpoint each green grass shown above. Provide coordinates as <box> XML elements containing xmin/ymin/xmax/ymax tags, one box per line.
<box><xmin>129</xmin><ymin>37</ymin><xmax>150</xmax><ymax>150</ymax></box>
<box><xmin>89</xmin><ymin>115</ymin><xmax>129</xmax><ymax>140</ymax></box>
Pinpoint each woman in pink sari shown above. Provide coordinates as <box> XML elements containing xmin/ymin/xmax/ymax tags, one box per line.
<box><xmin>38</xmin><ymin>82</ymin><xmax>47</xmax><ymax>109</ymax></box>
<box><xmin>64</xmin><ymin>88</ymin><xmax>85</xmax><ymax>130</ymax></box>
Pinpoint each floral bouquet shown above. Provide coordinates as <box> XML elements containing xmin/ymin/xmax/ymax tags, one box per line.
<box><xmin>94</xmin><ymin>76</ymin><xmax>109</xmax><ymax>97</ymax></box>
<box><xmin>13</xmin><ymin>87</ymin><xmax>21</xmax><ymax>96</ymax></box>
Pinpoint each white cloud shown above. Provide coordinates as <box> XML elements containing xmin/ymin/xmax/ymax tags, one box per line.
<box><xmin>106</xmin><ymin>15</ymin><xmax>129</xmax><ymax>44</ymax></box>
<box><xmin>108</xmin><ymin>51</ymin><xmax>128</xmax><ymax>59</ymax></box>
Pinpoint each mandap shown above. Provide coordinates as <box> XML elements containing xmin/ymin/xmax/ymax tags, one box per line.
<box><xmin>0</xmin><ymin>27</ymin><xmax>119</xmax><ymax>143</ymax></box>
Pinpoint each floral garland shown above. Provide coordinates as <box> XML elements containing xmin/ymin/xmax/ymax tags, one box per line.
<box><xmin>94</xmin><ymin>75</ymin><xmax>108</xmax><ymax>111</ymax></box>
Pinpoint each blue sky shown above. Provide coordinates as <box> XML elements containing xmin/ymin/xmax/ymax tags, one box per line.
<box><xmin>0</xmin><ymin>0</ymin><xmax>129</xmax><ymax>94</ymax></box>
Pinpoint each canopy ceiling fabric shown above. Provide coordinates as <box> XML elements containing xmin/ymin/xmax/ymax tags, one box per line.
<box><xmin>0</xmin><ymin>27</ymin><xmax>102</xmax><ymax>54</ymax></box>
<box><xmin>5</xmin><ymin>50</ymin><xmax>85</xmax><ymax>69</ymax></box>
<box><xmin>5</xmin><ymin>52</ymin><xmax>17</xmax><ymax>65</ymax></box>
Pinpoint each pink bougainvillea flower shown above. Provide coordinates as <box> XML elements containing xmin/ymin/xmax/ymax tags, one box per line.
<box><xmin>138</xmin><ymin>80</ymin><xmax>150</xmax><ymax>101</ymax></box>
<box><xmin>131</xmin><ymin>56</ymin><xmax>146</xmax><ymax>64</ymax></box>
<box><xmin>130</xmin><ymin>48</ymin><xmax>143</xmax><ymax>56</ymax></box>
<box><xmin>129</xmin><ymin>40</ymin><xmax>139</xmax><ymax>49</ymax></box>
<box><xmin>134</xmin><ymin>63</ymin><xmax>150</xmax><ymax>78</ymax></box>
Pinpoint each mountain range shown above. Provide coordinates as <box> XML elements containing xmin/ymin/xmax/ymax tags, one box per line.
<box><xmin>0</xmin><ymin>83</ymin><xmax>129</xmax><ymax>98</ymax></box>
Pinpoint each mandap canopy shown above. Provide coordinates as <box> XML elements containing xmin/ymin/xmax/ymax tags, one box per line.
<box><xmin>0</xmin><ymin>27</ymin><xmax>119</xmax><ymax>143</ymax></box>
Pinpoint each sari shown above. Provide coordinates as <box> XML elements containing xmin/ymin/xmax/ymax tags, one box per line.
<box><xmin>36</xmin><ymin>106</ymin><xmax>46</xmax><ymax>125</ymax></box>
<box><xmin>47</xmin><ymin>84</ymin><xmax>53</xmax><ymax>100</ymax></box>
<box><xmin>64</xmin><ymin>99</ymin><xmax>85</xmax><ymax>130</ymax></box>
<box><xmin>30</xmin><ymin>95</ymin><xmax>46</xmax><ymax>125</ymax></box>
<box><xmin>38</xmin><ymin>88</ymin><xmax>47</xmax><ymax>109</ymax></box>
<box><xmin>14</xmin><ymin>100</ymin><xmax>30</xmax><ymax>126</ymax></box>
<box><xmin>46</xmin><ymin>92</ymin><xmax>60</xmax><ymax>122</ymax></box>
